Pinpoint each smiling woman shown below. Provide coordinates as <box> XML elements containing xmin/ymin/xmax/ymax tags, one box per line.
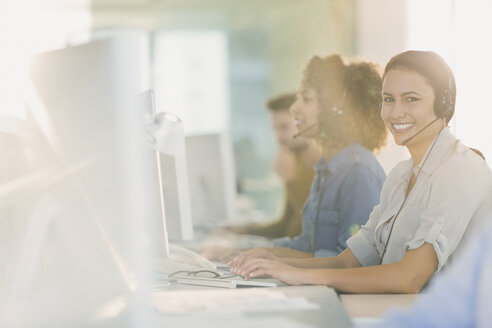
<box><xmin>381</xmin><ymin>51</ymin><xmax>456</xmax><ymax>166</ymax></box>
<box><xmin>229</xmin><ymin>51</ymin><xmax>492</xmax><ymax>294</ymax></box>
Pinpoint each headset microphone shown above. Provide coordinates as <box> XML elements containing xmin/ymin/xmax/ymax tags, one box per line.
<box><xmin>395</xmin><ymin>63</ymin><xmax>455</xmax><ymax>146</ymax></box>
<box><xmin>292</xmin><ymin>104</ymin><xmax>344</xmax><ymax>139</ymax></box>
<box><xmin>400</xmin><ymin>117</ymin><xmax>441</xmax><ymax>145</ymax></box>
<box><xmin>293</xmin><ymin>122</ymin><xmax>318</xmax><ymax>139</ymax></box>
<box><xmin>292</xmin><ymin>85</ymin><xmax>347</xmax><ymax>139</ymax></box>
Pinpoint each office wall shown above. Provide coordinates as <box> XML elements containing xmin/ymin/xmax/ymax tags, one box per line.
<box><xmin>356</xmin><ymin>0</ymin><xmax>492</xmax><ymax>168</ymax></box>
<box><xmin>91</xmin><ymin>0</ymin><xmax>356</xmax><ymax>218</ymax></box>
<box><xmin>355</xmin><ymin>0</ymin><xmax>410</xmax><ymax>172</ymax></box>
<box><xmin>355</xmin><ymin>0</ymin><xmax>408</xmax><ymax>65</ymax></box>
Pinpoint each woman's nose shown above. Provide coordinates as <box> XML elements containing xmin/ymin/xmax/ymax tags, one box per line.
<box><xmin>289</xmin><ymin>101</ymin><xmax>299</xmax><ymax>115</ymax></box>
<box><xmin>388</xmin><ymin>101</ymin><xmax>406</xmax><ymax>119</ymax></box>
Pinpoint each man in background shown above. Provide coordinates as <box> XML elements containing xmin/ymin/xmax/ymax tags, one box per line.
<box><xmin>200</xmin><ymin>93</ymin><xmax>319</xmax><ymax>262</ymax></box>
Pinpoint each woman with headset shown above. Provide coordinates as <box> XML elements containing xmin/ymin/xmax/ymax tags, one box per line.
<box><xmin>229</xmin><ymin>51</ymin><xmax>492</xmax><ymax>294</ymax></box>
<box><xmin>226</xmin><ymin>54</ymin><xmax>387</xmax><ymax>262</ymax></box>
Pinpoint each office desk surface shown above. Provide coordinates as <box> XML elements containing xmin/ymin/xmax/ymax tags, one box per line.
<box><xmin>340</xmin><ymin>294</ymin><xmax>418</xmax><ymax>318</ymax></box>
<box><xmin>156</xmin><ymin>285</ymin><xmax>352</xmax><ymax>328</ymax></box>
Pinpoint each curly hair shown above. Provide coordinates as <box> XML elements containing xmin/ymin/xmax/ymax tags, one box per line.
<box><xmin>302</xmin><ymin>55</ymin><xmax>387</xmax><ymax>151</ymax></box>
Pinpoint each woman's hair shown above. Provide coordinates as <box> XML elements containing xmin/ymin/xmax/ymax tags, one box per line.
<box><xmin>383</xmin><ymin>50</ymin><xmax>456</xmax><ymax>123</ymax></box>
<box><xmin>302</xmin><ymin>55</ymin><xmax>387</xmax><ymax>151</ymax></box>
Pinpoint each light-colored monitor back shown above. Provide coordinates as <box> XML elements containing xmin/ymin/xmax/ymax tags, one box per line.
<box><xmin>1</xmin><ymin>35</ymin><xmax>158</xmax><ymax>327</ymax></box>
<box><xmin>185</xmin><ymin>132</ymin><xmax>237</xmax><ymax>227</ymax></box>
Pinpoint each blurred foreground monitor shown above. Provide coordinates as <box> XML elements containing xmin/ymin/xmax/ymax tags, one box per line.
<box><xmin>0</xmin><ymin>35</ymin><xmax>163</xmax><ymax>327</ymax></box>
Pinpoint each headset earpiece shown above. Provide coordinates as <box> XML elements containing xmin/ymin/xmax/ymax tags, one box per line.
<box><xmin>437</xmin><ymin>91</ymin><xmax>454</xmax><ymax>119</ymax></box>
<box><xmin>435</xmin><ymin>70</ymin><xmax>454</xmax><ymax>120</ymax></box>
<box><xmin>402</xmin><ymin>68</ymin><xmax>454</xmax><ymax>146</ymax></box>
<box><xmin>318</xmin><ymin>67</ymin><xmax>347</xmax><ymax>138</ymax></box>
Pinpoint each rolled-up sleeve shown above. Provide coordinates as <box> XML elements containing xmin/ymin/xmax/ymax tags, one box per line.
<box><xmin>406</xmin><ymin>157</ymin><xmax>492</xmax><ymax>272</ymax></box>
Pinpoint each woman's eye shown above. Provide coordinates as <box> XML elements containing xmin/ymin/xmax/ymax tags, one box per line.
<box><xmin>383</xmin><ymin>97</ymin><xmax>393</xmax><ymax>103</ymax></box>
<box><xmin>406</xmin><ymin>96</ymin><xmax>419</xmax><ymax>102</ymax></box>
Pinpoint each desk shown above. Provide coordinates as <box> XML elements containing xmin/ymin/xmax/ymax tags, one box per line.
<box><xmin>340</xmin><ymin>294</ymin><xmax>418</xmax><ymax>318</ymax></box>
<box><xmin>154</xmin><ymin>285</ymin><xmax>353</xmax><ymax>328</ymax></box>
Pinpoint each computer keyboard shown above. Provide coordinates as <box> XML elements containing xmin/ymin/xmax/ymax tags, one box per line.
<box><xmin>175</xmin><ymin>276</ymin><xmax>277</xmax><ymax>288</ymax></box>
<box><xmin>215</xmin><ymin>264</ymin><xmax>236</xmax><ymax>278</ymax></box>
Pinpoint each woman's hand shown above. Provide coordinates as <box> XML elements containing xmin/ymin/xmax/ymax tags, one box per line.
<box><xmin>227</xmin><ymin>248</ymin><xmax>276</xmax><ymax>271</ymax></box>
<box><xmin>237</xmin><ymin>258</ymin><xmax>305</xmax><ymax>286</ymax></box>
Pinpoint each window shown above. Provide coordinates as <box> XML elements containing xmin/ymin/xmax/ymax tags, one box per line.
<box><xmin>0</xmin><ymin>1</ymin><xmax>90</xmax><ymax>131</ymax></box>
<box><xmin>152</xmin><ymin>30</ymin><xmax>228</xmax><ymax>134</ymax></box>
<box><xmin>408</xmin><ymin>0</ymin><xmax>492</xmax><ymax>160</ymax></box>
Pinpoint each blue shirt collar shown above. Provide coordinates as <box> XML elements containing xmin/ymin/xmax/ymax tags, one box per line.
<box><xmin>315</xmin><ymin>143</ymin><xmax>364</xmax><ymax>175</ymax></box>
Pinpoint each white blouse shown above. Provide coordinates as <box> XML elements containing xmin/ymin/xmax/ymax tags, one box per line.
<box><xmin>347</xmin><ymin>127</ymin><xmax>492</xmax><ymax>272</ymax></box>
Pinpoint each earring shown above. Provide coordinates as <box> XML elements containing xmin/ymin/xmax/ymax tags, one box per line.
<box><xmin>332</xmin><ymin>107</ymin><xmax>343</xmax><ymax>115</ymax></box>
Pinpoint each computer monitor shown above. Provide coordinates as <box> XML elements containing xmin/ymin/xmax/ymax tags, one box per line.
<box><xmin>1</xmin><ymin>36</ymin><xmax>158</xmax><ymax>326</ymax></box>
<box><xmin>136</xmin><ymin>89</ymin><xmax>169</xmax><ymax>258</ymax></box>
<box><xmin>159</xmin><ymin>150</ymin><xmax>194</xmax><ymax>241</ymax></box>
<box><xmin>136</xmin><ymin>90</ymin><xmax>220</xmax><ymax>275</ymax></box>
<box><xmin>185</xmin><ymin>132</ymin><xmax>237</xmax><ymax>227</ymax></box>
<box><xmin>139</xmin><ymin>90</ymin><xmax>193</xmax><ymax>242</ymax></box>
<box><xmin>137</xmin><ymin>89</ymin><xmax>194</xmax><ymax>245</ymax></box>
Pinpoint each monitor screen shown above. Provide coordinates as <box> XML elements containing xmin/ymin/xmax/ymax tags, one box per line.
<box><xmin>155</xmin><ymin>114</ymin><xmax>194</xmax><ymax>241</ymax></box>
<box><xmin>185</xmin><ymin>132</ymin><xmax>237</xmax><ymax>227</ymax></box>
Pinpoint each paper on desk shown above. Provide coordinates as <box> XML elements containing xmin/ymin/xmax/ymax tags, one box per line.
<box><xmin>352</xmin><ymin>317</ymin><xmax>384</xmax><ymax>328</ymax></box>
<box><xmin>152</xmin><ymin>289</ymin><xmax>319</xmax><ymax>315</ymax></box>
<box><xmin>160</xmin><ymin>312</ymin><xmax>316</xmax><ymax>328</ymax></box>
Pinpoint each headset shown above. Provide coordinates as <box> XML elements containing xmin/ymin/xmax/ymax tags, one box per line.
<box><xmin>378</xmin><ymin>71</ymin><xmax>454</xmax><ymax>122</ymax></box>
<box><xmin>396</xmin><ymin>67</ymin><xmax>455</xmax><ymax>146</ymax></box>
<box><xmin>378</xmin><ymin>68</ymin><xmax>455</xmax><ymax>264</ymax></box>
<box><xmin>378</xmin><ymin>129</ymin><xmax>442</xmax><ymax>265</ymax></box>
<box><xmin>434</xmin><ymin>68</ymin><xmax>455</xmax><ymax>120</ymax></box>
<box><xmin>292</xmin><ymin>89</ymin><xmax>346</xmax><ymax>139</ymax></box>
<box><xmin>310</xmin><ymin>169</ymin><xmax>329</xmax><ymax>252</ymax></box>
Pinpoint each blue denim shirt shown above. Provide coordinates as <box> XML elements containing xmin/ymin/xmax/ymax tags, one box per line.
<box><xmin>274</xmin><ymin>143</ymin><xmax>386</xmax><ymax>257</ymax></box>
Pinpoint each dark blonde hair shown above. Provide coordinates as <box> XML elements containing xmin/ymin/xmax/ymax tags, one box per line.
<box><xmin>302</xmin><ymin>55</ymin><xmax>387</xmax><ymax>151</ymax></box>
